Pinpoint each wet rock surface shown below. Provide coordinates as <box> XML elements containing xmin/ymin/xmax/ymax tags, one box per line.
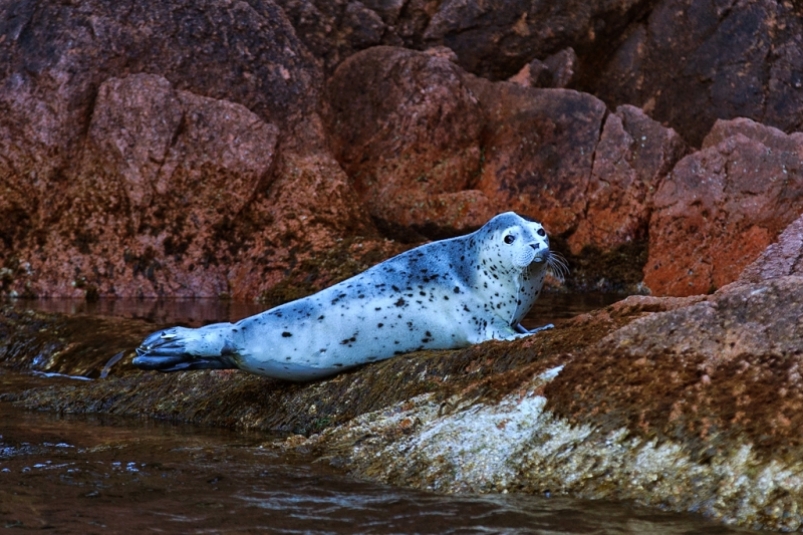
<box><xmin>291</xmin><ymin>277</ymin><xmax>803</xmax><ymax>531</ymax></box>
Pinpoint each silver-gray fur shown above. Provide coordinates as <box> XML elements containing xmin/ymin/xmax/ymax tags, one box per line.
<box><xmin>133</xmin><ymin>212</ymin><xmax>564</xmax><ymax>381</ymax></box>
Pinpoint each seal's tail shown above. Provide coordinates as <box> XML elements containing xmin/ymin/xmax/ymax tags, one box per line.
<box><xmin>133</xmin><ymin>323</ymin><xmax>239</xmax><ymax>372</ymax></box>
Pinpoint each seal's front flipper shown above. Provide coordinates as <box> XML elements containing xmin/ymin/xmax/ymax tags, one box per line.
<box><xmin>514</xmin><ymin>323</ymin><xmax>554</xmax><ymax>334</ymax></box>
<box><xmin>133</xmin><ymin>324</ymin><xmax>240</xmax><ymax>372</ymax></box>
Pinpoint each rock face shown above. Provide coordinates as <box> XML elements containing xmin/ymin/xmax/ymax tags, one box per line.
<box><xmin>568</xmin><ymin>104</ymin><xmax>688</xmax><ymax>255</ymax></box>
<box><xmin>3</xmin><ymin>0</ymin><xmax>803</xmax><ymax>298</ymax></box>
<box><xmin>469</xmin><ymin>80</ymin><xmax>607</xmax><ymax>237</ymax></box>
<box><xmin>280</xmin><ymin>0</ymin><xmax>803</xmax><ymax>153</ymax></box>
<box><xmin>325</xmin><ymin>46</ymin><xmax>489</xmax><ymax>238</ymax></box>
<box><xmin>0</xmin><ymin>0</ymin><xmax>385</xmax><ymax>299</ymax></box>
<box><xmin>644</xmin><ymin>118</ymin><xmax>803</xmax><ymax>296</ymax></box>
<box><xmin>738</xmin><ymin>212</ymin><xmax>803</xmax><ymax>284</ymax></box>
<box><xmin>47</xmin><ymin>74</ymin><xmax>280</xmax><ymax>297</ymax></box>
<box><xmin>589</xmin><ymin>0</ymin><xmax>803</xmax><ymax>147</ymax></box>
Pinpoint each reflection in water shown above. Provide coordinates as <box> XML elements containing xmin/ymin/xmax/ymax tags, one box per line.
<box><xmin>0</xmin><ymin>405</ymin><xmax>755</xmax><ymax>535</ymax></box>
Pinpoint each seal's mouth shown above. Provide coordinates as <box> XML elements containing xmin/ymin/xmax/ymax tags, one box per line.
<box><xmin>530</xmin><ymin>246</ymin><xmax>549</xmax><ymax>264</ymax></box>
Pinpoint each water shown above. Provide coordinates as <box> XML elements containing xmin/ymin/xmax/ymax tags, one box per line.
<box><xmin>0</xmin><ymin>404</ymin><xmax>753</xmax><ymax>534</ymax></box>
<box><xmin>0</xmin><ymin>296</ymin><xmax>759</xmax><ymax>534</ymax></box>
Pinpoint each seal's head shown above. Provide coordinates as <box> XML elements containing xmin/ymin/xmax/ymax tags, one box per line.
<box><xmin>478</xmin><ymin>212</ymin><xmax>552</xmax><ymax>271</ymax></box>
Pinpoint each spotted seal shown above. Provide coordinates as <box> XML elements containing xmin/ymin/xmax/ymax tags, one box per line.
<box><xmin>133</xmin><ymin>212</ymin><xmax>567</xmax><ymax>381</ymax></box>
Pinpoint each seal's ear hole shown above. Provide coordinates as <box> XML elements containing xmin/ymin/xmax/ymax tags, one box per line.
<box><xmin>537</xmin><ymin>228</ymin><xmax>546</xmax><ymax>237</ymax></box>
<box><xmin>504</xmin><ymin>234</ymin><xmax>515</xmax><ymax>244</ymax></box>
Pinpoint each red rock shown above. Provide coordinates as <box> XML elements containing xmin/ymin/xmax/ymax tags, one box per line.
<box><xmin>644</xmin><ymin>118</ymin><xmax>803</xmax><ymax>296</ymax></box>
<box><xmin>325</xmin><ymin>46</ymin><xmax>491</xmax><ymax>237</ymax></box>
<box><xmin>59</xmin><ymin>73</ymin><xmax>279</xmax><ymax>297</ymax></box>
<box><xmin>468</xmin><ymin>78</ymin><xmax>607</xmax><ymax>236</ymax></box>
<box><xmin>567</xmin><ymin>104</ymin><xmax>687</xmax><ymax>255</ymax></box>
<box><xmin>0</xmin><ymin>0</ymin><xmax>380</xmax><ymax>299</ymax></box>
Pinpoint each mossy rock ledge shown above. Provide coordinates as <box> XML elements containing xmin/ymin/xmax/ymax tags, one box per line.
<box><xmin>3</xmin><ymin>277</ymin><xmax>803</xmax><ymax>531</ymax></box>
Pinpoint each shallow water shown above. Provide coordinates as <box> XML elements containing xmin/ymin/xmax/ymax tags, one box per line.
<box><xmin>0</xmin><ymin>296</ymin><xmax>760</xmax><ymax>534</ymax></box>
<box><xmin>0</xmin><ymin>403</ymin><xmax>756</xmax><ymax>535</ymax></box>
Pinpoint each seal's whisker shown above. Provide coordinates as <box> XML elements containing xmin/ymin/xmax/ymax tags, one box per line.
<box><xmin>547</xmin><ymin>251</ymin><xmax>570</xmax><ymax>282</ymax></box>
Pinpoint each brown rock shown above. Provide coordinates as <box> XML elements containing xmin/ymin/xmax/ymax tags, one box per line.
<box><xmin>590</xmin><ymin>0</ymin><xmax>803</xmax><ymax>146</ymax></box>
<box><xmin>325</xmin><ymin>46</ymin><xmax>491</xmax><ymax>237</ymax></box>
<box><xmin>53</xmin><ymin>73</ymin><xmax>278</xmax><ymax>297</ymax></box>
<box><xmin>737</xmin><ymin>213</ymin><xmax>803</xmax><ymax>284</ymax></box>
<box><xmin>469</xmin><ymin>78</ymin><xmax>607</xmax><ymax>236</ymax></box>
<box><xmin>0</xmin><ymin>0</ymin><xmax>381</xmax><ymax>299</ymax></box>
<box><xmin>548</xmin><ymin>276</ymin><xmax>803</xmax><ymax>455</ymax></box>
<box><xmin>280</xmin><ymin>0</ymin><xmax>803</xmax><ymax>152</ymax></box>
<box><xmin>275</xmin><ymin>0</ymin><xmax>390</xmax><ymax>75</ymax></box>
<box><xmin>644</xmin><ymin>118</ymin><xmax>803</xmax><ymax>296</ymax></box>
<box><xmin>509</xmin><ymin>48</ymin><xmax>578</xmax><ymax>89</ymax></box>
<box><xmin>567</xmin><ymin>104</ymin><xmax>687</xmax><ymax>255</ymax></box>
<box><xmin>422</xmin><ymin>0</ymin><xmax>645</xmax><ymax>81</ymax></box>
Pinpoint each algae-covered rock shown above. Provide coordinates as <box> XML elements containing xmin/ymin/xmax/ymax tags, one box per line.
<box><xmin>287</xmin><ymin>278</ymin><xmax>803</xmax><ymax>531</ymax></box>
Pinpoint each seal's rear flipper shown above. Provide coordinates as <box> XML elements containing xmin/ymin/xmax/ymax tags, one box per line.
<box><xmin>133</xmin><ymin>324</ymin><xmax>240</xmax><ymax>372</ymax></box>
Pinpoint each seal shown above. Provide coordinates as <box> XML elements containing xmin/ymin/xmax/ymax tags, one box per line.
<box><xmin>133</xmin><ymin>212</ymin><xmax>567</xmax><ymax>381</ymax></box>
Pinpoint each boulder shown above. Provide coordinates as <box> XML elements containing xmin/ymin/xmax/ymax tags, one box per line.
<box><xmin>567</xmin><ymin>104</ymin><xmax>687</xmax><ymax>255</ymax></box>
<box><xmin>0</xmin><ymin>0</ymin><xmax>384</xmax><ymax>299</ymax></box>
<box><xmin>738</xmin><ymin>213</ymin><xmax>803</xmax><ymax>284</ymax></box>
<box><xmin>324</xmin><ymin>46</ymin><xmax>490</xmax><ymax>238</ymax></box>
<box><xmin>591</xmin><ymin>0</ymin><xmax>803</xmax><ymax>146</ymax></box>
<box><xmin>468</xmin><ymin>79</ymin><xmax>607</xmax><ymax>237</ymax></box>
<box><xmin>644</xmin><ymin>118</ymin><xmax>803</xmax><ymax>296</ymax></box>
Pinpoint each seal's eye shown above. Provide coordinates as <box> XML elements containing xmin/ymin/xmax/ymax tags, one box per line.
<box><xmin>537</xmin><ymin>228</ymin><xmax>546</xmax><ymax>237</ymax></box>
<box><xmin>504</xmin><ymin>235</ymin><xmax>515</xmax><ymax>244</ymax></box>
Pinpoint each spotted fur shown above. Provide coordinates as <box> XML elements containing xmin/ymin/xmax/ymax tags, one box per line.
<box><xmin>134</xmin><ymin>212</ymin><xmax>556</xmax><ymax>381</ymax></box>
